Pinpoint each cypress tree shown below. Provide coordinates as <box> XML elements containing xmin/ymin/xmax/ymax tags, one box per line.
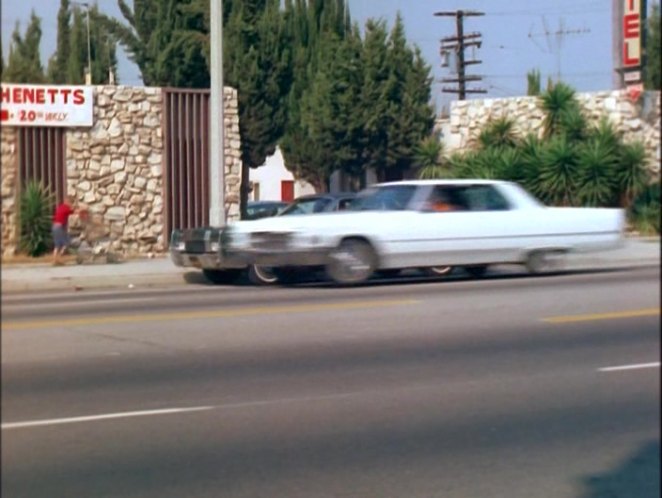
<box><xmin>3</xmin><ymin>12</ymin><xmax>45</xmax><ymax>83</ymax></box>
<box><xmin>47</xmin><ymin>0</ymin><xmax>71</xmax><ymax>83</ymax></box>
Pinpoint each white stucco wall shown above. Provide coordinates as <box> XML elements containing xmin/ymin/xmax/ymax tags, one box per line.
<box><xmin>249</xmin><ymin>147</ymin><xmax>315</xmax><ymax>201</ymax></box>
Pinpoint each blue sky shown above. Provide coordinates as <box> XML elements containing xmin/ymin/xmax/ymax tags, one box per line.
<box><xmin>1</xmin><ymin>0</ymin><xmax>625</xmax><ymax>111</ymax></box>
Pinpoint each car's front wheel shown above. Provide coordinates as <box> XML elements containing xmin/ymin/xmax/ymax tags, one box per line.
<box><xmin>247</xmin><ymin>265</ymin><xmax>279</xmax><ymax>285</ymax></box>
<box><xmin>202</xmin><ymin>269</ymin><xmax>242</xmax><ymax>285</ymax></box>
<box><xmin>326</xmin><ymin>238</ymin><xmax>377</xmax><ymax>285</ymax></box>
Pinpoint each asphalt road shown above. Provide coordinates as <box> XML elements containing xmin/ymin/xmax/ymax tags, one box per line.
<box><xmin>2</xmin><ymin>268</ymin><xmax>660</xmax><ymax>498</ymax></box>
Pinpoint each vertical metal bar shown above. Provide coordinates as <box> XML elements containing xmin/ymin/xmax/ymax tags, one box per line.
<box><xmin>169</xmin><ymin>91</ymin><xmax>177</xmax><ymax>233</ymax></box>
<box><xmin>202</xmin><ymin>92</ymin><xmax>209</xmax><ymax>226</ymax></box>
<box><xmin>192</xmin><ymin>93</ymin><xmax>199</xmax><ymax>227</ymax></box>
<box><xmin>177</xmin><ymin>92</ymin><xmax>185</xmax><ymax>229</ymax></box>
<box><xmin>185</xmin><ymin>92</ymin><xmax>192</xmax><ymax>228</ymax></box>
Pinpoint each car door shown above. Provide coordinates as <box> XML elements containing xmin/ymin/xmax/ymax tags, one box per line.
<box><xmin>402</xmin><ymin>184</ymin><xmax>519</xmax><ymax>267</ymax></box>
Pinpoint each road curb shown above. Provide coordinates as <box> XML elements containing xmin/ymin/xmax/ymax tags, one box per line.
<box><xmin>1</xmin><ymin>273</ymin><xmax>189</xmax><ymax>293</ymax></box>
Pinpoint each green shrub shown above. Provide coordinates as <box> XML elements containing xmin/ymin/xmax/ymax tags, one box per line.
<box><xmin>19</xmin><ymin>181</ymin><xmax>55</xmax><ymax>257</ymax></box>
<box><xmin>629</xmin><ymin>183</ymin><xmax>661</xmax><ymax>235</ymax></box>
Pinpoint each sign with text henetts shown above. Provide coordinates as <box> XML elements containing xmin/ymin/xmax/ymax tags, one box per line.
<box><xmin>0</xmin><ymin>84</ymin><xmax>94</xmax><ymax>127</ymax></box>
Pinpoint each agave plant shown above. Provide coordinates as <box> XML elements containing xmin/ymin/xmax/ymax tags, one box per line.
<box><xmin>536</xmin><ymin>136</ymin><xmax>580</xmax><ymax>206</ymax></box>
<box><xmin>559</xmin><ymin>107</ymin><xmax>588</xmax><ymax>142</ymax></box>
<box><xmin>18</xmin><ymin>181</ymin><xmax>55</xmax><ymax>257</ymax></box>
<box><xmin>575</xmin><ymin>139</ymin><xmax>618</xmax><ymax>206</ymax></box>
<box><xmin>539</xmin><ymin>82</ymin><xmax>580</xmax><ymax>139</ymax></box>
<box><xmin>518</xmin><ymin>133</ymin><xmax>545</xmax><ymax>192</ymax></box>
<box><xmin>477</xmin><ymin>117</ymin><xmax>520</xmax><ymax>149</ymax></box>
<box><xmin>588</xmin><ymin>117</ymin><xmax>623</xmax><ymax>150</ymax></box>
<box><xmin>415</xmin><ymin>136</ymin><xmax>448</xmax><ymax>179</ymax></box>
<box><xmin>615</xmin><ymin>141</ymin><xmax>649</xmax><ymax>207</ymax></box>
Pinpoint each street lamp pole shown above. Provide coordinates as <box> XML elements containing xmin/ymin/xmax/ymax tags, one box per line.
<box><xmin>209</xmin><ymin>0</ymin><xmax>226</xmax><ymax>226</ymax></box>
<box><xmin>85</xmin><ymin>4</ymin><xmax>92</xmax><ymax>84</ymax></box>
<box><xmin>72</xmin><ymin>1</ymin><xmax>92</xmax><ymax>85</ymax></box>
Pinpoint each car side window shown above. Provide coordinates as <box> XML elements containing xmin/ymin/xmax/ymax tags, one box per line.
<box><xmin>424</xmin><ymin>186</ymin><xmax>469</xmax><ymax>212</ymax></box>
<box><xmin>463</xmin><ymin>185</ymin><xmax>511</xmax><ymax>211</ymax></box>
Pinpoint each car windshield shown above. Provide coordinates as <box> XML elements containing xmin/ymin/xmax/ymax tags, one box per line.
<box><xmin>349</xmin><ymin>185</ymin><xmax>418</xmax><ymax>211</ymax></box>
<box><xmin>279</xmin><ymin>197</ymin><xmax>333</xmax><ymax>216</ymax></box>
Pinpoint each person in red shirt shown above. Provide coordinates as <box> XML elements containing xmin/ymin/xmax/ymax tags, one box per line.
<box><xmin>52</xmin><ymin>195</ymin><xmax>79</xmax><ymax>265</ymax></box>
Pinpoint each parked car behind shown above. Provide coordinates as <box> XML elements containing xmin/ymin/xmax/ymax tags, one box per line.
<box><xmin>223</xmin><ymin>179</ymin><xmax>626</xmax><ymax>285</ymax></box>
<box><xmin>245</xmin><ymin>200</ymin><xmax>289</xmax><ymax>220</ymax></box>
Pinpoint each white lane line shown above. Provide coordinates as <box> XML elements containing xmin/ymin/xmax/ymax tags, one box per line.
<box><xmin>1</xmin><ymin>406</ymin><xmax>213</xmax><ymax>430</ymax></box>
<box><xmin>598</xmin><ymin>362</ymin><xmax>661</xmax><ymax>372</ymax></box>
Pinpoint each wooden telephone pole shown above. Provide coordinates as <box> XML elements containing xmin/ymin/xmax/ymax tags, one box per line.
<box><xmin>435</xmin><ymin>10</ymin><xmax>486</xmax><ymax>100</ymax></box>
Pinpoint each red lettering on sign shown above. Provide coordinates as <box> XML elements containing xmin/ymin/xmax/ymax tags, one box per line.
<box><xmin>0</xmin><ymin>87</ymin><xmax>9</xmax><ymax>103</ymax></box>
<box><xmin>624</xmin><ymin>13</ymin><xmax>640</xmax><ymax>38</ymax></box>
<box><xmin>60</xmin><ymin>88</ymin><xmax>71</xmax><ymax>104</ymax></box>
<box><xmin>12</xmin><ymin>88</ymin><xmax>23</xmax><ymax>104</ymax></box>
<box><xmin>626</xmin><ymin>0</ymin><xmax>637</xmax><ymax>11</ymax></box>
<box><xmin>23</xmin><ymin>88</ymin><xmax>35</xmax><ymax>103</ymax></box>
<box><xmin>73</xmin><ymin>89</ymin><xmax>85</xmax><ymax>105</ymax></box>
<box><xmin>47</xmin><ymin>88</ymin><xmax>58</xmax><ymax>104</ymax></box>
<box><xmin>624</xmin><ymin>43</ymin><xmax>640</xmax><ymax>66</ymax></box>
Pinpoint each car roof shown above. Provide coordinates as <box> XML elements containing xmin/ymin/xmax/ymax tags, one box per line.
<box><xmin>247</xmin><ymin>200</ymin><xmax>289</xmax><ymax>206</ymax></box>
<box><xmin>374</xmin><ymin>179</ymin><xmax>513</xmax><ymax>187</ymax></box>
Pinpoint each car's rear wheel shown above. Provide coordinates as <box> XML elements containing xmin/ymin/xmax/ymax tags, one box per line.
<box><xmin>326</xmin><ymin>238</ymin><xmax>377</xmax><ymax>285</ymax></box>
<box><xmin>424</xmin><ymin>266</ymin><xmax>453</xmax><ymax>277</ymax></box>
<box><xmin>247</xmin><ymin>265</ymin><xmax>279</xmax><ymax>285</ymax></box>
<box><xmin>526</xmin><ymin>250</ymin><xmax>566</xmax><ymax>274</ymax></box>
<box><xmin>202</xmin><ymin>269</ymin><xmax>242</xmax><ymax>285</ymax></box>
<box><xmin>464</xmin><ymin>265</ymin><xmax>489</xmax><ymax>278</ymax></box>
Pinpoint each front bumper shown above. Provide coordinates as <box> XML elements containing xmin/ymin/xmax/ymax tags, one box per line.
<box><xmin>170</xmin><ymin>250</ymin><xmax>247</xmax><ymax>270</ymax></box>
<box><xmin>227</xmin><ymin>248</ymin><xmax>330</xmax><ymax>267</ymax></box>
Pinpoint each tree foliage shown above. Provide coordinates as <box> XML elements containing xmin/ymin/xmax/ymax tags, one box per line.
<box><xmin>3</xmin><ymin>12</ymin><xmax>45</xmax><ymax>83</ymax></box>
<box><xmin>645</xmin><ymin>3</ymin><xmax>661</xmax><ymax>90</ymax></box>
<box><xmin>526</xmin><ymin>68</ymin><xmax>541</xmax><ymax>96</ymax></box>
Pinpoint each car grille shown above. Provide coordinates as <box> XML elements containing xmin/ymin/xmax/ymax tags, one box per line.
<box><xmin>250</xmin><ymin>232</ymin><xmax>292</xmax><ymax>252</ymax></box>
<box><xmin>184</xmin><ymin>241</ymin><xmax>207</xmax><ymax>254</ymax></box>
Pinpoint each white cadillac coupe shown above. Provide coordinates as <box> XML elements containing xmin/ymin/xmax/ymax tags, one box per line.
<box><xmin>223</xmin><ymin>180</ymin><xmax>626</xmax><ymax>285</ymax></box>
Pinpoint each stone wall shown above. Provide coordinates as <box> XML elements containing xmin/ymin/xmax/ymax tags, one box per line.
<box><xmin>1</xmin><ymin>127</ymin><xmax>18</xmax><ymax>256</ymax></box>
<box><xmin>439</xmin><ymin>90</ymin><xmax>661</xmax><ymax>180</ymax></box>
<box><xmin>1</xmin><ymin>85</ymin><xmax>242</xmax><ymax>257</ymax></box>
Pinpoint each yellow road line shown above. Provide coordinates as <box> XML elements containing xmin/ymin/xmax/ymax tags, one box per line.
<box><xmin>1</xmin><ymin>299</ymin><xmax>419</xmax><ymax>331</ymax></box>
<box><xmin>543</xmin><ymin>307</ymin><xmax>660</xmax><ymax>324</ymax></box>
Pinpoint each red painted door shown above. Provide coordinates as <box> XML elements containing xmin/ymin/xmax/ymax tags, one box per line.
<box><xmin>281</xmin><ymin>180</ymin><xmax>294</xmax><ymax>202</ymax></box>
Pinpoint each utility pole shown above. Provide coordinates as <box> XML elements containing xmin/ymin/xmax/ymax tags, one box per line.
<box><xmin>435</xmin><ymin>10</ymin><xmax>486</xmax><ymax>100</ymax></box>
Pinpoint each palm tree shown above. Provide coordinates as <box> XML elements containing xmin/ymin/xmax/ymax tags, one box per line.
<box><xmin>539</xmin><ymin>82</ymin><xmax>579</xmax><ymax>139</ymax></box>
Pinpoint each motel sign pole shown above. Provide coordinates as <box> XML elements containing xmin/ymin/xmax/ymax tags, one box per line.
<box><xmin>209</xmin><ymin>0</ymin><xmax>226</xmax><ymax>226</ymax></box>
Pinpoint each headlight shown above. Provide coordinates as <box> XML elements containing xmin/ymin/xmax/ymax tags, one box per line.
<box><xmin>210</xmin><ymin>241</ymin><xmax>220</xmax><ymax>252</ymax></box>
<box><xmin>176</xmin><ymin>241</ymin><xmax>186</xmax><ymax>251</ymax></box>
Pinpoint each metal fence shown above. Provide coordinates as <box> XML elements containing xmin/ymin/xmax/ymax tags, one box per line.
<box><xmin>163</xmin><ymin>88</ymin><xmax>211</xmax><ymax>239</ymax></box>
<box><xmin>17</xmin><ymin>127</ymin><xmax>67</xmax><ymax>202</ymax></box>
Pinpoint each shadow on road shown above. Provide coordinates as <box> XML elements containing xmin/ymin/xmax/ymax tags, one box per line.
<box><xmin>578</xmin><ymin>440</ymin><xmax>660</xmax><ymax>498</ymax></box>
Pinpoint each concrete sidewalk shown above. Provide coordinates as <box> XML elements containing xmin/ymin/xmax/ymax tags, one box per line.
<box><xmin>1</xmin><ymin>237</ymin><xmax>659</xmax><ymax>294</ymax></box>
